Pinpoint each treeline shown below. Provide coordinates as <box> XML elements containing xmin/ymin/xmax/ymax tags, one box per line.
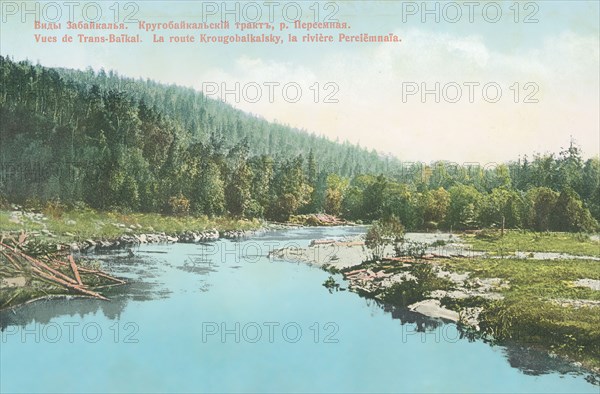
<box><xmin>0</xmin><ymin>56</ymin><xmax>598</xmax><ymax>232</ymax></box>
<box><xmin>338</xmin><ymin>174</ymin><xmax>598</xmax><ymax>232</ymax></box>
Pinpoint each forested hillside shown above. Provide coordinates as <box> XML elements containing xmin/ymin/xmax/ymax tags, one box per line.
<box><xmin>55</xmin><ymin>61</ymin><xmax>395</xmax><ymax>175</ymax></box>
<box><xmin>0</xmin><ymin>56</ymin><xmax>598</xmax><ymax>231</ymax></box>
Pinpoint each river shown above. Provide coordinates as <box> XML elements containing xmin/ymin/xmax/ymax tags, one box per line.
<box><xmin>0</xmin><ymin>227</ymin><xmax>597</xmax><ymax>393</ymax></box>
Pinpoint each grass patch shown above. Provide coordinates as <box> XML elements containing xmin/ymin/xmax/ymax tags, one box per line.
<box><xmin>0</xmin><ymin>208</ymin><xmax>264</xmax><ymax>242</ymax></box>
<box><xmin>0</xmin><ymin>211</ymin><xmax>44</xmax><ymax>232</ymax></box>
<box><xmin>479</xmin><ymin>298</ymin><xmax>600</xmax><ymax>371</ymax></box>
<box><xmin>443</xmin><ymin>258</ymin><xmax>600</xmax><ymax>301</ymax></box>
<box><xmin>440</xmin><ymin>296</ymin><xmax>490</xmax><ymax>311</ymax></box>
<box><xmin>463</xmin><ymin>230</ymin><xmax>600</xmax><ymax>257</ymax></box>
<box><xmin>442</xmin><ymin>257</ymin><xmax>600</xmax><ymax>371</ymax></box>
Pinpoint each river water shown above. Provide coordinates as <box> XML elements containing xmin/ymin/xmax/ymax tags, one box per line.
<box><xmin>0</xmin><ymin>227</ymin><xmax>597</xmax><ymax>393</ymax></box>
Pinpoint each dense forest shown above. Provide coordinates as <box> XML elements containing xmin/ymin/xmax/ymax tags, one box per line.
<box><xmin>0</xmin><ymin>56</ymin><xmax>598</xmax><ymax>232</ymax></box>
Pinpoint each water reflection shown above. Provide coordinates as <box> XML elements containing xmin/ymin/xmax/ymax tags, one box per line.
<box><xmin>0</xmin><ymin>297</ymin><xmax>127</xmax><ymax>331</ymax></box>
<box><xmin>0</xmin><ymin>249</ymin><xmax>172</xmax><ymax>331</ymax></box>
<box><xmin>360</xmin><ymin>297</ymin><xmax>599</xmax><ymax>384</ymax></box>
<box><xmin>1</xmin><ymin>227</ymin><xmax>598</xmax><ymax>391</ymax></box>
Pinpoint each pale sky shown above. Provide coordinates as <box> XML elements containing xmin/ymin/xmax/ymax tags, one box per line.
<box><xmin>1</xmin><ymin>0</ymin><xmax>598</xmax><ymax>163</ymax></box>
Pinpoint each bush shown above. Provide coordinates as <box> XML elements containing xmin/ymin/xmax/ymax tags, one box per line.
<box><xmin>23</xmin><ymin>197</ymin><xmax>44</xmax><ymax>211</ymax></box>
<box><xmin>381</xmin><ymin>263</ymin><xmax>446</xmax><ymax>306</ymax></box>
<box><xmin>365</xmin><ymin>215</ymin><xmax>405</xmax><ymax>260</ymax></box>
<box><xmin>430</xmin><ymin>239</ymin><xmax>447</xmax><ymax>247</ymax></box>
<box><xmin>381</xmin><ymin>279</ymin><xmax>424</xmax><ymax>306</ymax></box>
<box><xmin>395</xmin><ymin>241</ymin><xmax>428</xmax><ymax>259</ymax></box>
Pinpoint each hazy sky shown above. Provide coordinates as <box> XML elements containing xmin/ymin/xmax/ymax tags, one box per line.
<box><xmin>1</xmin><ymin>0</ymin><xmax>598</xmax><ymax>163</ymax></box>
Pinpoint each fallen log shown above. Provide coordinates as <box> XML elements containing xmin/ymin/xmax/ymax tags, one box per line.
<box><xmin>30</xmin><ymin>266</ymin><xmax>109</xmax><ymax>301</ymax></box>
<box><xmin>52</xmin><ymin>259</ymin><xmax>126</xmax><ymax>284</ymax></box>
<box><xmin>0</xmin><ymin>243</ymin><xmax>79</xmax><ymax>285</ymax></box>
<box><xmin>68</xmin><ymin>255</ymin><xmax>83</xmax><ymax>286</ymax></box>
<box><xmin>25</xmin><ymin>254</ymin><xmax>79</xmax><ymax>285</ymax></box>
<box><xmin>0</xmin><ymin>242</ymin><xmax>123</xmax><ymax>302</ymax></box>
<box><xmin>1</xmin><ymin>250</ymin><xmax>23</xmax><ymax>270</ymax></box>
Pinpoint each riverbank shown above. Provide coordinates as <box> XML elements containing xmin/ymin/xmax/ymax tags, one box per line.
<box><xmin>0</xmin><ymin>207</ymin><xmax>355</xmax><ymax>252</ymax></box>
<box><xmin>0</xmin><ymin>206</ymin><xmax>265</xmax><ymax>244</ymax></box>
<box><xmin>271</xmin><ymin>233</ymin><xmax>600</xmax><ymax>374</ymax></box>
<box><xmin>0</xmin><ymin>206</ymin><xmax>274</xmax><ymax>310</ymax></box>
<box><xmin>3</xmin><ymin>207</ymin><xmax>599</xmax><ymax>373</ymax></box>
<box><xmin>1</xmin><ymin>206</ymin><xmax>347</xmax><ymax>309</ymax></box>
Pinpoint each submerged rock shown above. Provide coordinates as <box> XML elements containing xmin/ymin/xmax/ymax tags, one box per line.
<box><xmin>408</xmin><ymin>299</ymin><xmax>460</xmax><ymax>322</ymax></box>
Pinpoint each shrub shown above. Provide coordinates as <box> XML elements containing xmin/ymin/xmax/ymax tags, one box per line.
<box><xmin>365</xmin><ymin>215</ymin><xmax>405</xmax><ymax>260</ymax></box>
<box><xmin>395</xmin><ymin>241</ymin><xmax>428</xmax><ymax>259</ymax></box>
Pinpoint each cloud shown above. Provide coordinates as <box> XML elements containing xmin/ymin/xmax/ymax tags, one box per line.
<box><xmin>3</xmin><ymin>17</ymin><xmax>596</xmax><ymax>163</ymax></box>
<box><xmin>194</xmin><ymin>28</ymin><xmax>599</xmax><ymax>162</ymax></box>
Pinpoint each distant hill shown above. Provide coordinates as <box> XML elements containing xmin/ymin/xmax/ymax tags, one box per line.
<box><xmin>53</xmin><ymin>62</ymin><xmax>398</xmax><ymax>175</ymax></box>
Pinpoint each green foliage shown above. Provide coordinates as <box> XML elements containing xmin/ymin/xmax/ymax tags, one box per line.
<box><xmin>553</xmin><ymin>189</ymin><xmax>598</xmax><ymax>232</ymax></box>
<box><xmin>268</xmin><ymin>156</ymin><xmax>313</xmax><ymax>221</ymax></box>
<box><xmin>322</xmin><ymin>276</ymin><xmax>341</xmax><ymax>293</ymax></box>
<box><xmin>381</xmin><ymin>279</ymin><xmax>425</xmax><ymax>306</ymax></box>
<box><xmin>420</xmin><ymin>187</ymin><xmax>450</xmax><ymax>225</ymax></box>
<box><xmin>478</xmin><ymin>188</ymin><xmax>523</xmax><ymax>229</ymax></box>
<box><xmin>0</xmin><ymin>57</ymin><xmax>598</xmax><ymax>232</ymax></box>
<box><xmin>365</xmin><ymin>216</ymin><xmax>405</xmax><ymax>260</ymax></box>
<box><xmin>324</xmin><ymin>174</ymin><xmax>349</xmax><ymax>216</ymax></box>
<box><xmin>194</xmin><ymin>161</ymin><xmax>225</xmax><ymax>217</ymax></box>
<box><xmin>0</xmin><ymin>57</ymin><xmax>394</xmax><ymax>221</ymax></box>
<box><xmin>525</xmin><ymin>187</ymin><xmax>559</xmax><ymax>231</ymax></box>
<box><xmin>225</xmin><ymin>142</ymin><xmax>253</xmax><ymax>217</ymax></box>
<box><xmin>381</xmin><ymin>263</ymin><xmax>449</xmax><ymax>306</ymax></box>
<box><xmin>447</xmin><ymin>185</ymin><xmax>482</xmax><ymax>229</ymax></box>
<box><xmin>362</xmin><ymin>174</ymin><xmax>388</xmax><ymax>221</ymax></box>
<box><xmin>466</xmin><ymin>230</ymin><xmax>600</xmax><ymax>257</ymax></box>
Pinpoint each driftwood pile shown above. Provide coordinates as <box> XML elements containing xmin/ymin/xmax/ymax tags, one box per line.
<box><xmin>0</xmin><ymin>239</ymin><xmax>125</xmax><ymax>301</ymax></box>
<box><xmin>313</xmin><ymin>213</ymin><xmax>351</xmax><ymax>225</ymax></box>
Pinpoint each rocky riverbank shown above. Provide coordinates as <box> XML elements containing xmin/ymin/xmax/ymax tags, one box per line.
<box><xmin>0</xmin><ymin>207</ymin><xmax>278</xmax><ymax>310</ymax></box>
<box><xmin>270</xmin><ymin>234</ymin><xmax>506</xmax><ymax>327</ymax></box>
<box><xmin>1</xmin><ymin>206</ymin><xmax>325</xmax><ymax>255</ymax></box>
<box><xmin>65</xmin><ymin>228</ymin><xmax>264</xmax><ymax>253</ymax></box>
<box><xmin>271</xmin><ymin>234</ymin><xmax>600</xmax><ymax>374</ymax></box>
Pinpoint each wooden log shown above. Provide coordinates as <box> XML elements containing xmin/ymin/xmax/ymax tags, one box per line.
<box><xmin>30</xmin><ymin>266</ymin><xmax>108</xmax><ymax>301</ymax></box>
<box><xmin>27</xmin><ymin>256</ymin><xmax>79</xmax><ymax>285</ymax></box>
<box><xmin>0</xmin><ymin>243</ymin><xmax>79</xmax><ymax>285</ymax></box>
<box><xmin>0</xmin><ymin>250</ymin><xmax>23</xmax><ymax>270</ymax></box>
<box><xmin>68</xmin><ymin>255</ymin><xmax>83</xmax><ymax>286</ymax></box>
<box><xmin>84</xmin><ymin>270</ymin><xmax>126</xmax><ymax>285</ymax></box>
<box><xmin>0</xmin><ymin>242</ymin><xmax>123</xmax><ymax>301</ymax></box>
<box><xmin>53</xmin><ymin>259</ymin><xmax>126</xmax><ymax>285</ymax></box>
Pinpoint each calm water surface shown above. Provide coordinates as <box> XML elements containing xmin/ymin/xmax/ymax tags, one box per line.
<box><xmin>0</xmin><ymin>227</ymin><xmax>597</xmax><ymax>393</ymax></box>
